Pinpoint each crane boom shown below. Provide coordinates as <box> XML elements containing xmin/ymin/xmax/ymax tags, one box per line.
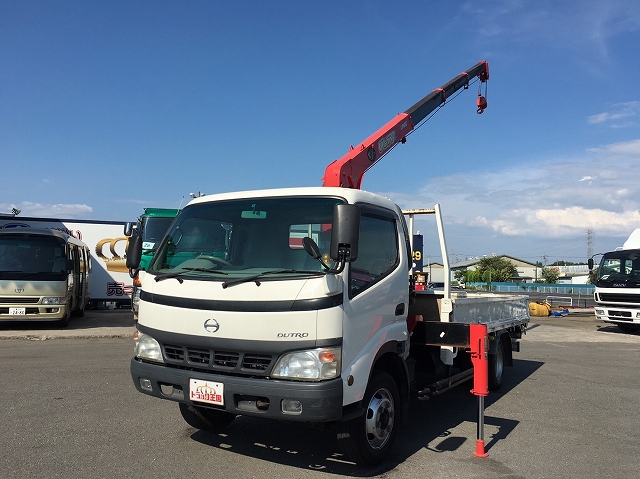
<box><xmin>322</xmin><ymin>60</ymin><xmax>489</xmax><ymax>189</ymax></box>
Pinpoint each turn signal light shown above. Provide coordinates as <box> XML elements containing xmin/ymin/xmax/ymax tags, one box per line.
<box><xmin>319</xmin><ymin>350</ymin><xmax>335</xmax><ymax>363</ymax></box>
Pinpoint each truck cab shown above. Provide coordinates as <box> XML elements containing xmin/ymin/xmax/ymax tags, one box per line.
<box><xmin>129</xmin><ymin>187</ymin><xmax>414</xmax><ymax>463</ymax></box>
<box><xmin>593</xmin><ymin>245</ymin><xmax>640</xmax><ymax>333</ymax></box>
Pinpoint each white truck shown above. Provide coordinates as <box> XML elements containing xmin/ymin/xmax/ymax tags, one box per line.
<box><xmin>591</xmin><ymin>229</ymin><xmax>640</xmax><ymax>333</ymax></box>
<box><xmin>0</xmin><ymin>215</ymin><xmax>133</xmax><ymax>307</ymax></box>
<box><xmin>126</xmin><ymin>62</ymin><xmax>530</xmax><ymax>464</ymax></box>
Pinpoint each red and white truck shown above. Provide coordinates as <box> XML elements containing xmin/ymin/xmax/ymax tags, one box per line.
<box><xmin>127</xmin><ymin>61</ymin><xmax>530</xmax><ymax>465</ymax></box>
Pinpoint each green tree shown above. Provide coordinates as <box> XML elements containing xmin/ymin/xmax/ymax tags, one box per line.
<box><xmin>541</xmin><ymin>266</ymin><xmax>560</xmax><ymax>284</ymax></box>
<box><xmin>476</xmin><ymin>256</ymin><xmax>518</xmax><ymax>283</ymax></box>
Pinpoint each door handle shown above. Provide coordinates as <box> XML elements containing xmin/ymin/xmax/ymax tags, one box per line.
<box><xmin>395</xmin><ymin>303</ymin><xmax>405</xmax><ymax>316</ymax></box>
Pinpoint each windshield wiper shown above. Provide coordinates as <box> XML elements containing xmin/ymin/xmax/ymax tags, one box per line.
<box><xmin>222</xmin><ymin>269</ymin><xmax>323</xmax><ymax>289</ymax></box>
<box><xmin>154</xmin><ymin>267</ymin><xmax>228</xmax><ymax>283</ymax></box>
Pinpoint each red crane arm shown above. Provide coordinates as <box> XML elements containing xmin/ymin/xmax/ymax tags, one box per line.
<box><xmin>322</xmin><ymin>60</ymin><xmax>489</xmax><ymax>189</ymax></box>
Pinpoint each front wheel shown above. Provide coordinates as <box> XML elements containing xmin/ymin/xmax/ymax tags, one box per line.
<box><xmin>617</xmin><ymin>323</ymin><xmax>640</xmax><ymax>333</ymax></box>
<box><xmin>57</xmin><ymin>303</ymin><xmax>71</xmax><ymax>328</ymax></box>
<box><xmin>338</xmin><ymin>371</ymin><xmax>400</xmax><ymax>466</ymax></box>
<box><xmin>179</xmin><ymin>403</ymin><xmax>236</xmax><ymax>432</ymax></box>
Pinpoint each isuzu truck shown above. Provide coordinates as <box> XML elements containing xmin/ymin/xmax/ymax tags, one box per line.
<box><xmin>591</xmin><ymin>229</ymin><xmax>640</xmax><ymax>333</ymax></box>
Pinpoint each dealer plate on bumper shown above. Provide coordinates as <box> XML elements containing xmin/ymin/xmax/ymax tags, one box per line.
<box><xmin>189</xmin><ymin>379</ymin><xmax>224</xmax><ymax>406</ymax></box>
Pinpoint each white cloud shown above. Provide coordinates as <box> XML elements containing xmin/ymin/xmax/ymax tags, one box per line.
<box><xmin>588</xmin><ymin>102</ymin><xmax>640</xmax><ymax>128</ymax></box>
<box><xmin>0</xmin><ymin>202</ymin><xmax>94</xmax><ymax>219</ymax></box>
<box><xmin>588</xmin><ymin>138</ymin><xmax>640</xmax><ymax>155</ymax></box>
<box><xmin>477</xmin><ymin>207</ymin><xmax>640</xmax><ymax>237</ymax></box>
<box><xmin>383</xmin><ymin>138</ymin><xmax>640</xmax><ymax>259</ymax></box>
<box><xmin>461</xmin><ymin>1</ymin><xmax>640</xmax><ymax>66</ymax></box>
<box><xmin>588</xmin><ymin>113</ymin><xmax>609</xmax><ymax>124</ymax></box>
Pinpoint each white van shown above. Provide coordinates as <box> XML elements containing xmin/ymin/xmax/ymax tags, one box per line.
<box><xmin>0</xmin><ymin>229</ymin><xmax>91</xmax><ymax>326</ymax></box>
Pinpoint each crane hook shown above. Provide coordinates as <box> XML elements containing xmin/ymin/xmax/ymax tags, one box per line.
<box><xmin>476</xmin><ymin>94</ymin><xmax>487</xmax><ymax>114</ymax></box>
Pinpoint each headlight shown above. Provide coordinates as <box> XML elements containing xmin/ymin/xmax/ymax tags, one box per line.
<box><xmin>271</xmin><ymin>347</ymin><xmax>341</xmax><ymax>381</ymax></box>
<box><xmin>134</xmin><ymin>331</ymin><xmax>164</xmax><ymax>363</ymax></box>
<box><xmin>42</xmin><ymin>297</ymin><xmax>66</xmax><ymax>305</ymax></box>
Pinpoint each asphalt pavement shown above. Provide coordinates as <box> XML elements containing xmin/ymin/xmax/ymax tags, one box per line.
<box><xmin>0</xmin><ymin>307</ymin><xmax>136</xmax><ymax>340</ymax></box>
<box><xmin>2</xmin><ymin>305</ymin><xmax>640</xmax><ymax>478</ymax></box>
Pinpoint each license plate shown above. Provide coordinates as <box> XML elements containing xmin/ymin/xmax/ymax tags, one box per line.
<box><xmin>9</xmin><ymin>308</ymin><xmax>26</xmax><ymax>315</ymax></box>
<box><xmin>189</xmin><ymin>379</ymin><xmax>224</xmax><ymax>406</ymax></box>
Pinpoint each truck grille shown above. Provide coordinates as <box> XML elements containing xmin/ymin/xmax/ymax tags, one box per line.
<box><xmin>162</xmin><ymin>344</ymin><xmax>273</xmax><ymax>375</ymax></box>
<box><xmin>1</xmin><ymin>297</ymin><xmax>40</xmax><ymax>304</ymax></box>
<box><xmin>599</xmin><ymin>293</ymin><xmax>640</xmax><ymax>304</ymax></box>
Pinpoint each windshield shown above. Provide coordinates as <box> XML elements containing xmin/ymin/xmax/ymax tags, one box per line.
<box><xmin>149</xmin><ymin>196</ymin><xmax>344</xmax><ymax>282</ymax></box>
<box><xmin>141</xmin><ymin>216</ymin><xmax>175</xmax><ymax>248</ymax></box>
<box><xmin>596</xmin><ymin>250</ymin><xmax>640</xmax><ymax>286</ymax></box>
<box><xmin>0</xmin><ymin>233</ymin><xmax>67</xmax><ymax>280</ymax></box>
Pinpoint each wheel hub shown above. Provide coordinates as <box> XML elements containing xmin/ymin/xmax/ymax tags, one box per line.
<box><xmin>365</xmin><ymin>388</ymin><xmax>395</xmax><ymax>449</ymax></box>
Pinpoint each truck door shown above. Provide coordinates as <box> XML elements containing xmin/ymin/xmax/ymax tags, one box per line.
<box><xmin>341</xmin><ymin>206</ymin><xmax>409</xmax><ymax>403</ymax></box>
<box><xmin>70</xmin><ymin>245</ymin><xmax>80</xmax><ymax>312</ymax></box>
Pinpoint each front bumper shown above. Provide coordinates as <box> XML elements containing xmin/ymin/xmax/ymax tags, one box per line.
<box><xmin>0</xmin><ymin>304</ymin><xmax>67</xmax><ymax>321</ymax></box>
<box><xmin>131</xmin><ymin>358</ymin><xmax>344</xmax><ymax>422</ymax></box>
<box><xmin>595</xmin><ymin>308</ymin><xmax>640</xmax><ymax>325</ymax></box>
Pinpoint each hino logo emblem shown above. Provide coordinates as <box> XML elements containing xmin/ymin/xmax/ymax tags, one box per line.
<box><xmin>203</xmin><ymin>319</ymin><xmax>220</xmax><ymax>333</ymax></box>
<box><xmin>15</xmin><ymin>288</ymin><xmax>24</xmax><ymax>293</ymax></box>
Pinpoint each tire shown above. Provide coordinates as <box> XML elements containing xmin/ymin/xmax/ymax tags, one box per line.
<box><xmin>72</xmin><ymin>301</ymin><xmax>85</xmax><ymax>318</ymax></box>
<box><xmin>179</xmin><ymin>403</ymin><xmax>236</xmax><ymax>432</ymax></box>
<box><xmin>57</xmin><ymin>304</ymin><xmax>71</xmax><ymax>328</ymax></box>
<box><xmin>488</xmin><ymin>338</ymin><xmax>505</xmax><ymax>390</ymax></box>
<box><xmin>338</xmin><ymin>371</ymin><xmax>400</xmax><ymax>466</ymax></box>
<box><xmin>617</xmin><ymin>323</ymin><xmax>640</xmax><ymax>333</ymax></box>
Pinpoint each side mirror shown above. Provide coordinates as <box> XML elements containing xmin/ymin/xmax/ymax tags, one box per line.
<box><xmin>303</xmin><ymin>236</ymin><xmax>321</xmax><ymax>260</ymax></box>
<box><xmin>126</xmin><ymin>235</ymin><xmax>143</xmax><ymax>270</ymax></box>
<box><xmin>303</xmin><ymin>237</ymin><xmax>330</xmax><ymax>271</ymax></box>
<box><xmin>124</xmin><ymin>222</ymin><xmax>135</xmax><ymax>236</ymax></box>
<box><xmin>330</xmin><ymin>204</ymin><xmax>360</xmax><ymax>262</ymax></box>
<box><xmin>588</xmin><ymin>258</ymin><xmax>594</xmax><ymax>271</ymax></box>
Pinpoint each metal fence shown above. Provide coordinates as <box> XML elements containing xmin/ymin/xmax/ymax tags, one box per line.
<box><xmin>466</xmin><ymin>282</ymin><xmax>594</xmax><ymax>295</ymax></box>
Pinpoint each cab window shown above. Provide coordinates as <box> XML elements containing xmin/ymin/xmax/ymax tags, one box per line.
<box><xmin>349</xmin><ymin>212</ymin><xmax>399</xmax><ymax>297</ymax></box>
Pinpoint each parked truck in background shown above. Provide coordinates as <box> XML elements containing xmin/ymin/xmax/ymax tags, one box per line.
<box><xmin>0</xmin><ymin>216</ymin><xmax>132</xmax><ymax>308</ymax></box>
<box><xmin>125</xmin><ymin>208</ymin><xmax>180</xmax><ymax>272</ymax></box>
<box><xmin>125</xmin><ymin>208</ymin><xmax>180</xmax><ymax>320</ymax></box>
<box><xmin>590</xmin><ymin>229</ymin><xmax>640</xmax><ymax>333</ymax></box>
<box><xmin>126</xmin><ymin>61</ymin><xmax>531</xmax><ymax>465</ymax></box>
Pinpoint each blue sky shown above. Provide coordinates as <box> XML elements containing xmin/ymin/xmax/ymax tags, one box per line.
<box><xmin>2</xmin><ymin>0</ymin><xmax>640</xmax><ymax>265</ymax></box>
